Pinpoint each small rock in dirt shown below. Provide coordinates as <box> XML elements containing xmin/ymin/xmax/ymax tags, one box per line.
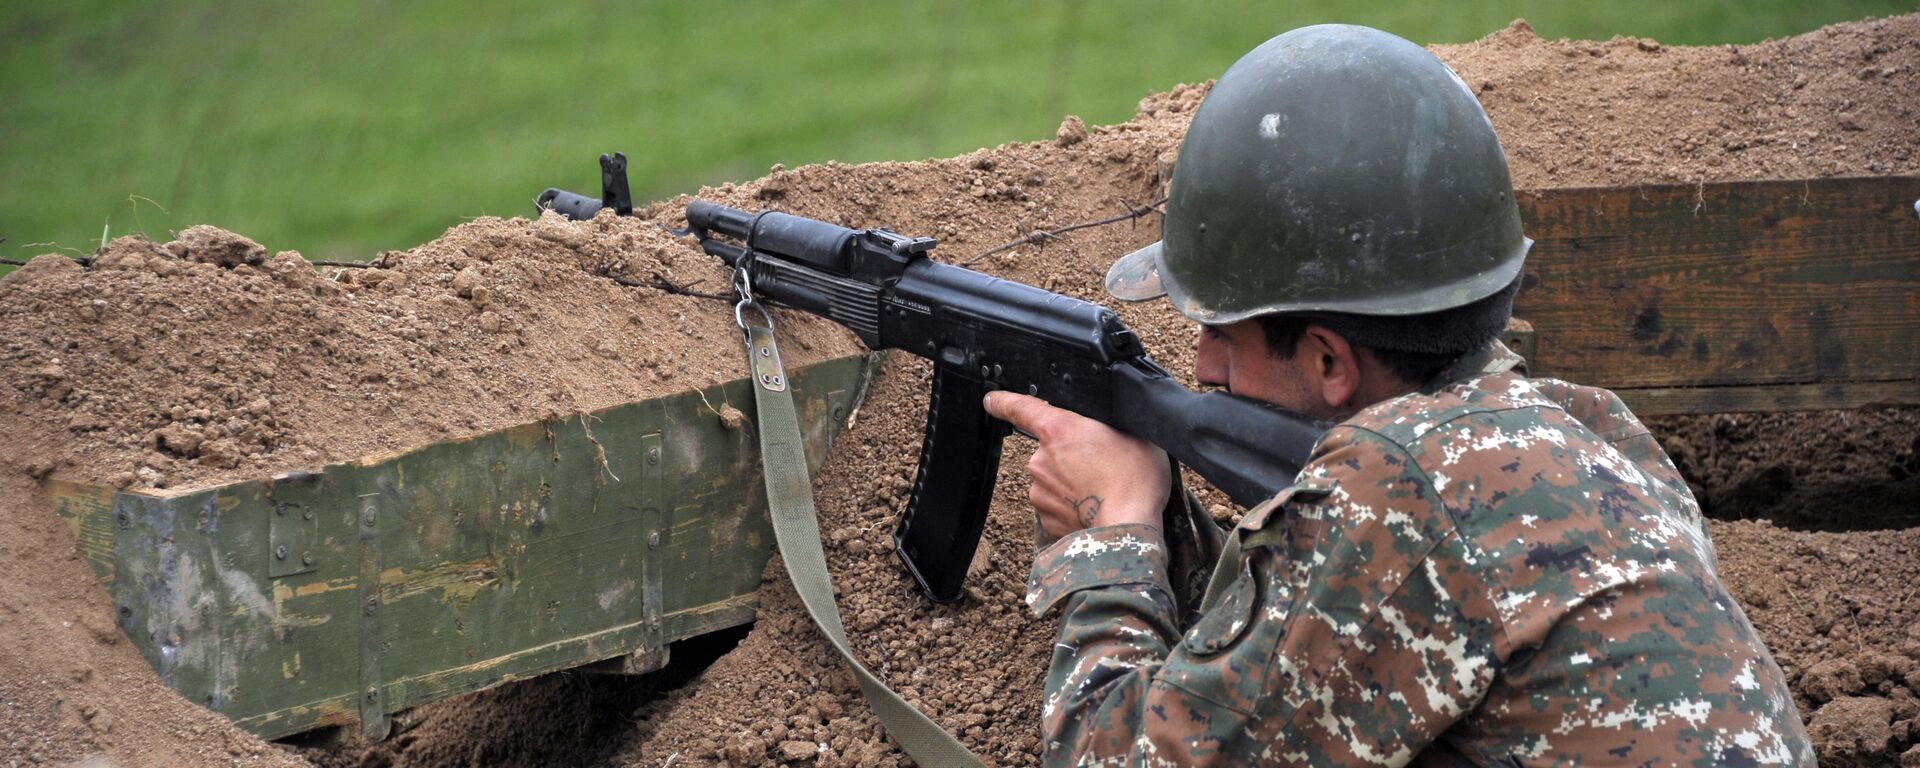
<box><xmin>352</xmin><ymin>266</ymin><xmax>392</xmax><ymax>287</ymax></box>
<box><xmin>1810</xmin><ymin>696</ymin><xmax>1895</xmax><ymax>762</ymax></box>
<box><xmin>77</xmin><ymin>612</ymin><xmax>119</xmax><ymax>646</ymax></box>
<box><xmin>777</xmin><ymin>740</ymin><xmax>820</xmax><ymax>762</ymax></box>
<box><xmin>534</xmin><ymin>211</ymin><xmax>589</xmax><ymax>248</ymax></box>
<box><xmin>1808</xmin><ymin>659</ymin><xmax>1868</xmax><ymax>702</ymax></box>
<box><xmin>199</xmin><ymin>438</ymin><xmax>244</xmax><ymax>469</ymax></box>
<box><xmin>151</xmin><ymin>425</ymin><xmax>205</xmax><ymax>457</ymax></box>
<box><xmin>264</xmin><ymin>251</ymin><xmax>314</xmax><ymax>285</ymax></box>
<box><xmin>92</xmin><ymin>235</ymin><xmax>175</xmax><ymax>273</ymax></box>
<box><xmin>758</xmin><ymin>172</ymin><xmax>789</xmax><ymax>199</ymax></box>
<box><xmin>66</xmin><ymin>412</ymin><xmax>109</xmax><ymax>432</ymax></box>
<box><xmin>725</xmin><ymin>736</ymin><xmax>767</xmax><ymax>763</ymax></box>
<box><xmin>1055</xmin><ymin>115</ymin><xmax>1088</xmax><ymax>147</ymax></box>
<box><xmin>452</xmin><ymin>266</ymin><xmax>484</xmax><ymax>298</ymax></box>
<box><xmin>1859</xmin><ymin>651</ymin><xmax>1908</xmax><ymax>687</ymax></box>
<box><xmin>170</xmin><ymin>225</ymin><xmax>266</xmax><ymax>268</ymax></box>
<box><xmin>717</xmin><ymin>403</ymin><xmax>745</xmax><ymax>431</ymax></box>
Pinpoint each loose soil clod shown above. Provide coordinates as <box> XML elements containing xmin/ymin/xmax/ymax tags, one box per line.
<box><xmin>2</xmin><ymin>14</ymin><xmax>1916</xmax><ymax>767</ymax></box>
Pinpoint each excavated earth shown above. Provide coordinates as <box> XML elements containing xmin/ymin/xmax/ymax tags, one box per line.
<box><xmin>2</xmin><ymin>14</ymin><xmax>1916</xmax><ymax>768</ymax></box>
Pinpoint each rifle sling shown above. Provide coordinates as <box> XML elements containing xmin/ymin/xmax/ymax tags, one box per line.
<box><xmin>742</xmin><ymin>320</ymin><xmax>986</xmax><ymax>768</ymax></box>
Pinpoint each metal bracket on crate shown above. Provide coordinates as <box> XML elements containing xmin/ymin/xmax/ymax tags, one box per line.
<box><xmin>638</xmin><ymin>427</ymin><xmax>667</xmax><ymax>649</ymax></box>
<box><xmin>267</xmin><ymin>500</ymin><xmax>319</xmax><ymax>578</ymax></box>
<box><xmin>356</xmin><ymin>493</ymin><xmax>389</xmax><ymax>742</ymax></box>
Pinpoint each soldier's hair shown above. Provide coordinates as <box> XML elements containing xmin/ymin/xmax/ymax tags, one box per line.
<box><xmin>1254</xmin><ymin>276</ymin><xmax>1522</xmax><ymax>385</ymax></box>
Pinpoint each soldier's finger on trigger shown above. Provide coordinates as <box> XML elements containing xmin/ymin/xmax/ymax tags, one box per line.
<box><xmin>996</xmin><ymin>393</ymin><xmax>1052</xmax><ymax>441</ymax></box>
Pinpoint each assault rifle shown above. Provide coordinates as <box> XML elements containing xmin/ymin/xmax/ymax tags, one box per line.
<box><xmin>684</xmin><ymin>201</ymin><xmax>1331</xmax><ymax>602</ymax></box>
<box><xmin>540</xmin><ymin>175</ymin><xmax>1324</xmax><ymax>602</ymax></box>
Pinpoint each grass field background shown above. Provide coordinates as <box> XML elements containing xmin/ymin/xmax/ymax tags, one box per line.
<box><xmin>2</xmin><ymin>0</ymin><xmax>1912</xmax><ymax>265</ymax></box>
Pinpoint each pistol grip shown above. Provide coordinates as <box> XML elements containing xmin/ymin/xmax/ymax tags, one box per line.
<box><xmin>893</xmin><ymin>366</ymin><xmax>1010</xmax><ymax>603</ymax></box>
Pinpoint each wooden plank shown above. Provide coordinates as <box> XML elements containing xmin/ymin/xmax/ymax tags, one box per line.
<box><xmin>1617</xmin><ymin>379</ymin><xmax>1920</xmax><ymax>416</ymax></box>
<box><xmin>1514</xmin><ymin>176</ymin><xmax>1919</xmax><ymax>405</ymax></box>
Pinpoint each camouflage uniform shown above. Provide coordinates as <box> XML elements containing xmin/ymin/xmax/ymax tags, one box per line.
<box><xmin>1025</xmin><ymin>343</ymin><xmax>1813</xmax><ymax>766</ymax></box>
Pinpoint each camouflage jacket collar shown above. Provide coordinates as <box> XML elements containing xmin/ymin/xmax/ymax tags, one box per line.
<box><xmin>1422</xmin><ymin>338</ymin><xmax>1528</xmax><ymax>396</ymax></box>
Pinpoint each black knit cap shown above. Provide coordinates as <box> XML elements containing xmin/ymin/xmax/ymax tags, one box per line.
<box><xmin>1292</xmin><ymin>275</ymin><xmax>1522</xmax><ymax>356</ymax></box>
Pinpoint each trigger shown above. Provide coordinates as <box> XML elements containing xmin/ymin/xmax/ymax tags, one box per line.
<box><xmin>980</xmin><ymin>384</ymin><xmax>1033</xmax><ymax>440</ymax></box>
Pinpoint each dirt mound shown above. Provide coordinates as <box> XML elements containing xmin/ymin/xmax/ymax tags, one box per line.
<box><xmin>0</xmin><ymin>215</ymin><xmax>857</xmax><ymax>766</ymax></box>
<box><xmin>2</xmin><ymin>13</ymin><xmax>1916</xmax><ymax>768</ymax></box>
<box><xmin>0</xmin><ymin>214</ymin><xmax>858</xmax><ymax>493</ymax></box>
<box><xmin>0</xmin><ymin>468</ymin><xmax>310</xmax><ymax>767</ymax></box>
<box><xmin>1713</xmin><ymin>522</ymin><xmax>1920</xmax><ymax>767</ymax></box>
<box><xmin>1451</xmin><ymin>16</ymin><xmax>1917</xmax><ymax>187</ymax></box>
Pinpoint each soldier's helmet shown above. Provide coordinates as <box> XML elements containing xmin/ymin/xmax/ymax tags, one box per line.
<box><xmin>1107</xmin><ymin>24</ymin><xmax>1531</xmax><ymax>330</ymax></box>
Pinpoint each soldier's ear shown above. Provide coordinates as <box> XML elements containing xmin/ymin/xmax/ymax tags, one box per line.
<box><xmin>1300</xmin><ymin>325</ymin><xmax>1359</xmax><ymax>411</ymax></box>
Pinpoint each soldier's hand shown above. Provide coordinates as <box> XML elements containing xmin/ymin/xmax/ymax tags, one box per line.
<box><xmin>983</xmin><ymin>391</ymin><xmax>1170</xmax><ymax>540</ymax></box>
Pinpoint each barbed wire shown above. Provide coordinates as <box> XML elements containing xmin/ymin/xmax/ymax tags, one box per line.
<box><xmin>959</xmin><ymin>194</ymin><xmax>1166</xmax><ymax>267</ymax></box>
<box><xmin>1</xmin><ymin>254</ymin><xmax>94</xmax><ymax>268</ymax></box>
<box><xmin>7</xmin><ymin>198</ymin><xmax>1166</xmax><ymax>297</ymax></box>
<box><xmin>597</xmin><ymin>268</ymin><xmax>733</xmax><ymax>301</ymax></box>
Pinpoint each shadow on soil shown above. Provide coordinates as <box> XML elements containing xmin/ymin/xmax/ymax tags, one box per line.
<box><xmin>296</xmin><ymin>624</ymin><xmax>753</xmax><ymax>768</ymax></box>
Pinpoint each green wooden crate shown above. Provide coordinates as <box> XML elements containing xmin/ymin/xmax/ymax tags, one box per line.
<box><xmin>49</xmin><ymin>353</ymin><xmax>875</xmax><ymax>741</ymax></box>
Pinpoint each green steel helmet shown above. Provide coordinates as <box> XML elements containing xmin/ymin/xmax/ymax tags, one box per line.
<box><xmin>1107</xmin><ymin>24</ymin><xmax>1531</xmax><ymax>325</ymax></box>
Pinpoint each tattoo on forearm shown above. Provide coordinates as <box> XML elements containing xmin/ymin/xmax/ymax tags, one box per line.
<box><xmin>1069</xmin><ymin>495</ymin><xmax>1104</xmax><ymax>527</ymax></box>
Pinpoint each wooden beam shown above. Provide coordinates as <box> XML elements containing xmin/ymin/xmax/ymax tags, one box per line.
<box><xmin>1616</xmin><ymin>379</ymin><xmax>1920</xmax><ymax>416</ymax></box>
<box><xmin>1513</xmin><ymin>176</ymin><xmax>1919</xmax><ymax>411</ymax></box>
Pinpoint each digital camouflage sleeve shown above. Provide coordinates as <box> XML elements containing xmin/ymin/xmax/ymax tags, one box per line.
<box><xmin>1025</xmin><ymin>346</ymin><xmax>1814</xmax><ymax>766</ymax></box>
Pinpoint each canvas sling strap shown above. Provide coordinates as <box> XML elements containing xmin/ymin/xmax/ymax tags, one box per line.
<box><xmin>732</xmin><ymin>264</ymin><xmax>985</xmax><ymax>767</ymax></box>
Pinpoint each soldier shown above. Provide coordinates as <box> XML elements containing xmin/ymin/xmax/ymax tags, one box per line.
<box><xmin>982</xmin><ymin>24</ymin><xmax>1814</xmax><ymax>766</ymax></box>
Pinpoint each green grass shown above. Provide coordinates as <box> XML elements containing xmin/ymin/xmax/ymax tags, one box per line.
<box><xmin>2</xmin><ymin>0</ymin><xmax>1912</xmax><ymax>263</ymax></box>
